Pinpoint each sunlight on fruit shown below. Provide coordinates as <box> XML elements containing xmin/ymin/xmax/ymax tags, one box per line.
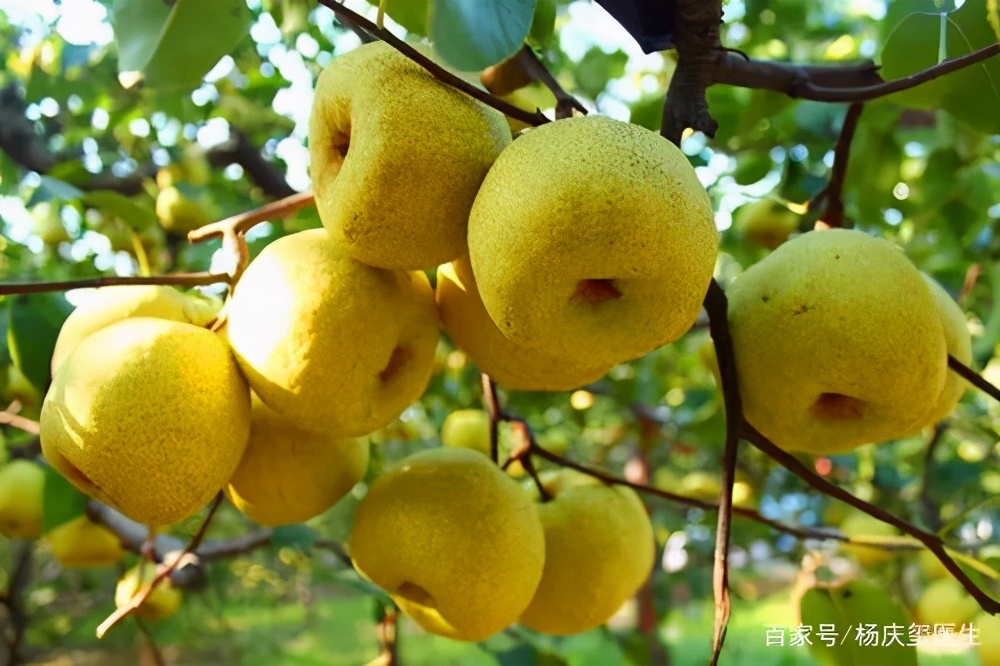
<box><xmin>665</xmin><ymin>388</ymin><xmax>686</xmax><ymax>406</ymax></box>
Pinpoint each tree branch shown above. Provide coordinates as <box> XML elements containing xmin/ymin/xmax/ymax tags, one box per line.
<box><xmin>741</xmin><ymin>421</ymin><xmax>1000</xmax><ymax>615</ymax></box>
<box><xmin>516</xmin><ymin>47</ymin><xmax>587</xmax><ymax>119</ymax></box>
<box><xmin>949</xmin><ymin>354</ymin><xmax>1000</xmax><ymax>404</ymax></box>
<box><xmin>811</xmin><ymin>102</ymin><xmax>864</xmax><ymax>228</ymax></box>
<box><xmin>205</xmin><ymin>129</ymin><xmax>296</xmax><ymax>199</ymax></box>
<box><xmin>314</xmin><ymin>0</ymin><xmax>548</xmax><ymax>128</ymax></box>
<box><xmin>480</xmin><ymin>373</ymin><xmax>502</xmax><ymax>464</ymax></box>
<box><xmin>661</xmin><ymin>1</ymin><xmax>723</xmax><ymax>143</ymax></box>
<box><xmin>0</xmin><ymin>272</ymin><xmax>230</xmax><ymax>296</ymax></box>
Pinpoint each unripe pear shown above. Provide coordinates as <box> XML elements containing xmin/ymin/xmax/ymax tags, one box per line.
<box><xmin>0</xmin><ymin>460</ymin><xmax>45</xmax><ymax>539</ymax></box>
<box><xmin>155</xmin><ymin>186</ymin><xmax>211</xmax><ymax>235</ymax></box>
<box><xmin>46</xmin><ymin>515</ymin><xmax>124</xmax><ymax>568</ymax></box>
<box><xmin>115</xmin><ymin>564</ymin><xmax>183</xmax><ymax>621</ymax></box>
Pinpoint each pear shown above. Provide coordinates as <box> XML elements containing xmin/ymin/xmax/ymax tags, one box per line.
<box><xmin>51</xmin><ymin>285</ymin><xmax>221</xmax><ymax>375</ymax></box>
<box><xmin>224</xmin><ymin>395</ymin><xmax>369</xmax><ymax>526</ymax></box>
<box><xmin>519</xmin><ymin>470</ymin><xmax>654</xmax><ymax>635</ymax></box>
<box><xmin>226</xmin><ymin>229</ymin><xmax>439</xmax><ymax>437</ymax></box>
<box><xmin>921</xmin><ymin>274</ymin><xmax>972</xmax><ymax>425</ymax></box>
<box><xmin>436</xmin><ymin>258</ymin><xmax>615</xmax><ymax>390</ymax></box>
<box><xmin>309</xmin><ymin>41</ymin><xmax>511</xmax><ymax>270</ymax></box>
<box><xmin>839</xmin><ymin>511</ymin><xmax>900</xmax><ymax>567</ymax></box>
<box><xmin>467</xmin><ymin>115</ymin><xmax>718</xmax><ymax>368</ymax></box>
<box><xmin>733</xmin><ymin>198</ymin><xmax>799</xmax><ymax>250</ymax></box>
<box><xmin>440</xmin><ymin>408</ymin><xmax>491</xmax><ymax>456</ymax></box>
<box><xmin>0</xmin><ymin>460</ymin><xmax>45</xmax><ymax>539</ymax></box>
<box><xmin>350</xmin><ymin>447</ymin><xmax>545</xmax><ymax>641</ymax></box>
<box><xmin>155</xmin><ymin>185</ymin><xmax>211</xmax><ymax>235</ymax></box>
<box><xmin>974</xmin><ymin>611</ymin><xmax>999</xmax><ymax>666</ymax></box>
<box><xmin>915</xmin><ymin>578</ymin><xmax>979</xmax><ymax>627</ymax></box>
<box><xmin>727</xmin><ymin>229</ymin><xmax>947</xmax><ymax>454</ymax></box>
<box><xmin>40</xmin><ymin>318</ymin><xmax>251</xmax><ymax>527</ymax></box>
<box><xmin>115</xmin><ymin>564</ymin><xmax>182</xmax><ymax>621</ymax></box>
<box><xmin>45</xmin><ymin>515</ymin><xmax>124</xmax><ymax>568</ymax></box>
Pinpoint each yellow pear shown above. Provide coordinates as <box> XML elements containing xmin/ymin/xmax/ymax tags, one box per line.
<box><xmin>350</xmin><ymin>447</ymin><xmax>545</xmax><ymax>641</ymax></box>
<box><xmin>727</xmin><ymin>229</ymin><xmax>946</xmax><ymax>454</ymax></box>
<box><xmin>224</xmin><ymin>395</ymin><xmax>369</xmax><ymax>526</ymax></box>
<box><xmin>155</xmin><ymin>185</ymin><xmax>211</xmax><ymax>235</ymax></box>
<box><xmin>733</xmin><ymin>198</ymin><xmax>799</xmax><ymax>250</ymax></box>
<box><xmin>467</xmin><ymin>115</ymin><xmax>717</xmax><ymax>368</ymax></box>
<box><xmin>915</xmin><ymin>578</ymin><xmax>980</xmax><ymax>627</ymax></box>
<box><xmin>440</xmin><ymin>408</ymin><xmax>491</xmax><ymax>456</ymax></box>
<box><xmin>51</xmin><ymin>285</ymin><xmax>220</xmax><ymax>374</ymax></box>
<box><xmin>31</xmin><ymin>202</ymin><xmax>71</xmax><ymax>245</ymax></box>
<box><xmin>45</xmin><ymin>515</ymin><xmax>124</xmax><ymax>568</ymax></box>
<box><xmin>0</xmin><ymin>460</ymin><xmax>45</xmax><ymax>539</ymax></box>
<box><xmin>519</xmin><ymin>470</ymin><xmax>654</xmax><ymax>635</ymax></box>
<box><xmin>921</xmin><ymin>274</ymin><xmax>972</xmax><ymax>425</ymax></box>
<box><xmin>974</xmin><ymin>611</ymin><xmax>999</xmax><ymax>666</ymax></box>
<box><xmin>918</xmin><ymin>548</ymin><xmax>950</xmax><ymax>580</ymax></box>
<box><xmin>115</xmin><ymin>563</ymin><xmax>182</xmax><ymax>621</ymax></box>
<box><xmin>2</xmin><ymin>365</ymin><xmax>41</xmax><ymax>412</ymax></box>
<box><xmin>436</xmin><ymin>258</ymin><xmax>615</xmax><ymax>390</ymax></box>
<box><xmin>839</xmin><ymin>511</ymin><xmax>900</xmax><ymax>567</ymax></box>
<box><xmin>226</xmin><ymin>229</ymin><xmax>439</xmax><ymax>437</ymax></box>
<box><xmin>40</xmin><ymin>318</ymin><xmax>251</xmax><ymax>527</ymax></box>
<box><xmin>309</xmin><ymin>41</ymin><xmax>511</xmax><ymax>270</ymax></box>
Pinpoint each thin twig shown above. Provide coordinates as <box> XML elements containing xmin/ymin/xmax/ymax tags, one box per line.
<box><xmin>508</xmin><ymin>420</ymin><xmax>551</xmax><ymax>501</ymax></box>
<box><xmin>480</xmin><ymin>373</ymin><xmax>502</xmax><ymax>464</ymax></box>
<box><xmin>741</xmin><ymin>421</ymin><xmax>1000</xmax><ymax>614</ymax></box>
<box><xmin>811</xmin><ymin>102</ymin><xmax>864</xmax><ymax>228</ymax></box>
<box><xmin>517</xmin><ymin>46</ymin><xmax>587</xmax><ymax>119</ymax></box>
<box><xmin>314</xmin><ymin>0</ymin><xmax>548</xmax><ymax>128</ymax></box>
<box><xmin>187</xmin><ymin>190</ymin><xmax>315</xmax><ymax>243</ymax></box>
<box><xmin>1</xmin><ymin>541</ymin><xmax>34</xmax><ymax>665</ymax></box>
<box><xmin>918</xmin><ymin>424</ymin><xmax>948</xmax><ymax>531</ymax></box>
<box><xmin>799</xmin><ymin>42</ymin><xmax>1000</xmax><ymax>102</ymax></box>
<box><xmin>949</xmin><ymin>354</ymin><xmax>1000</xmax><ymax>404</ymax></box>
<box><xmin>96</xmin><ymin>494</ymin><xmax>225</xmax><ymax>638</ymax></box>
<box><xmin>0</xmin><ymin>271</ymin><xmax>230</xmax><ymax>296</ymax></box>
<box><xmin>0</xmin><ymin>404</ymin><xmax>39</xmax><ymax>436</ymax></box>
<box><xmin>703</xmin><ymin>279</ymin><xmax>741</xmax><ymax>666</ymax></box>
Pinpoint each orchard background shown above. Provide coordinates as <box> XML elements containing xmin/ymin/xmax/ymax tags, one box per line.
<box><xmin>1</xmin><ymin>0</ymin><xmax>999</xmax><ymax>665</ymax></box>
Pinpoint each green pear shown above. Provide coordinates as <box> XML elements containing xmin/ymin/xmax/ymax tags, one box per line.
<box><xmin>0</xmin><ymin>460</ymin><xmax>45</xmax><ymax>540</ymax></box>
<box><xmin>30</xmin><ymin>202</ymin><xmax>71</xmax><ymax>245</ymax></box>
<box><xmin>155</xmin><ymin>186</ymin><xmax>211</xmax><ymax>235</ymax></box>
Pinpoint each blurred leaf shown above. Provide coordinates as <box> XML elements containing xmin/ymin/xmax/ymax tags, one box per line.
<box><xmin>880</xmin><ymin>0</ymin><xmax>1000</xmax><ymax>133</ymax></box>
<box><xmin>41</xmin><ymin>465</ymin><xmax>88</xmax><ymax>534</ymax></box>
<box><xmin>82</xmin><ymin>190</ymin><xmax>157</xmax><ymax>230</ymax></box>
<box><xmin>366</xmin><ymin>0</ymin><xmax>431</xmax><ymax>35</ymax></box>
<box><xmin>271</xmin><ymin>523</ymin><xmax>318</xmax><ymax>550</ymax></box>
<box><xmin>628</xmin><ymin>95</ymin><xmax>665</xmax><ymax>132</ymax></box>
<box><xmin>430</xmin><ymin>0</ymin><xmax>536</xmax><ymax>70</ymax></box>
<box><xmin>529</xmin><ymin>0</ymin><xmax>557</xmax><ymax>47</ymax></box>
<box><xmin>110</xmin><ymin>0</ymin><xmax>251</xmax><ymax>90</ymax></box>
<box><xmin>733</xmin><ymin>152</ymin><xmax>774</xmax><ymax>185</ymax></box>
<box><xmin>7</xmin><ymin>293</ymin><xmax>72</xmax><ymax>391</ymax></box>
<box><xmin>497</xmin><ymin>645</ymin><xmax>540</xmax><ymax>666</ymax></box>
<box><xmin>990</xmin><ymin>0</ymin><xmax>1000</xmax><ymax>40</ymax></box>
<box><xmin>574</xmin><ymin>47</ymin><xmax>628</xmax><ymax>99</ymax></box>
<box><xmin>36</xmin><ymin>176</ymin><xmax>84</xmax><ymax>202</ymax></box>
<box><xmin>800</xmin><ymin>579</ymin><xmax>917</xmax><ymax>666</ymax></box>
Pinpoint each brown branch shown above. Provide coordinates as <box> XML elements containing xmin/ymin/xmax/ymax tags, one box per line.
<box><xmin>0</xmin><ymin>541</ymin><xmax>34</xmax><ymax>666</ymax></box>
<box><xmin>711</xmin><ymin>55</ymin><xmax>884</xmax><ymax>95</ymax></box>
<box><xmin>508</xmin><ymin>420</ymin><xmax>552</xmax><ymax>502</ymax></box>
<box><xmin>517</xmin><ymin>47</ymin><xmax>587</xmax><ymax>119</ymax></box>
<box><xmin>0</xmin><ymin>272</ymin><xmax>230</xmax><ymax>296</ymax></box>
<box><xmin>314</xmin><ymin>0</ymin><xmax>548</xmax><ymax>128</ymax></box>
<box><xmin>741</xmin><ymin>421</ymin><xmax>1000</xmax><ymax>614</ymax></box>
<box><xmin>527</xmin><ymin>439</ymin><xmax>846</xmax><ymax>543</ymax></box>
<box><xmin>798</xmin><ymin>42</ymin><xmax>1000</xmax><ymax>102</ymax></box>
<box><xmin>661</xmin><ymin>1</ymin><xmax>724</xmax><ymax>143</ymax></box>
<box><xmin>96</xmin><ymin>494</ymin><xmax>224</xmax><ymax>638</ymax></box>
<box><xmin>480</xmin><ymin>373</ymin><xmax>502</xmax><ymax>464</ymax></box>
<box><xmin>703</xmin><ymin>279</ymin><xmax>743</xmax><ymax>665</ymax></box>
<box><xmin>949</xmin><ymin>354</ymin><xmax>1000</xmax><ymax>404</ymax></box>
<box><xmin>135</xmin><ymin>619</ymin><xmax>166</xmax><ymax>666</ymax></box>
<box><xmin>811</xmin><ymin>102</ymin><xmax>864</xmax><ymax>228</ymax></box>
<box><xmin>205</xmin><ymin>129</ymin><xmax>296</xmax><ymax>199</ymax></box>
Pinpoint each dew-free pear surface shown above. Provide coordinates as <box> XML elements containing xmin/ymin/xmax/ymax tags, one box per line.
<box><xmin>309</xmin><ymin>41</ymin><xmax>511</xmax><ymax>270</ymax></box>
<box><xmin>40</xmin><ymin>317</ymin><xmax>251</xmax><ymax>527</ymax></box>
<box><xmin>468</xmin><ymin>115</ymin><xmax>718</xmax><ymax>369</ymax></box>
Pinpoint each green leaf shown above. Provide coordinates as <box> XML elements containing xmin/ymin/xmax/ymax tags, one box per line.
<box><xmin>37</xmin><ymin>176</ymin><xmax>84</xmax><ymax>202</ymax></box>
<box><xmin>366</xmin><ymin>0</ymin><xmax>431</xmax><ymax>36</ymax></box>
<box><xmin>880</xmin><ymin>0</ymin><xmax>1000</xmax><ymax>133</ymax></box>
<box><xmin>990</xmin><ymin>0</ymin><xmax>1000</xmax><ymax>41</ymax></box>
<box><xmin>110</xmin><ymin>0</ymin><xmax>251</xmax><ymax>90</ymax></box>
<box><xmin>800</xmin><ymin>580</ymin><xmax>917</xmax><ymax>666</ymax></box>
<box><xmin>528</xmin><ymin>0</ymin><xmax>557</xmax><ymax>47</ymax></box>
<box><xmin>82</xmin><ymin>190</ymin><xmax>157</xmax><ymax>230</ymax></box>
<box><xmin>271</xmin><ymin>523</ymin><xmax>318</xmax><ymax>550</ymax></box>
<box><xmin>429</xmin><ymin>0</ymin><xmax>537</xmax><ymax>71</ymax></box>
<box><xmin>573</xmin><ymin>47</ymin><xmax>628</xmax><ymax>99</ymax></box>
<box><xmin>7</xmin><ymin>293</ymin><xmax>73</xmax><ymax>391</ymax></box>
<box><xmin>42</xmin><ymin>465</ymin><xmax>88</xmax><ymax>534</ymax></box>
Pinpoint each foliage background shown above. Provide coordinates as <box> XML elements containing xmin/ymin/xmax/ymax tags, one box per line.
<box><xmin>0</xmin><ymin>0</ymin><xmax>998</xmax><ymax>664</ymax></box>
